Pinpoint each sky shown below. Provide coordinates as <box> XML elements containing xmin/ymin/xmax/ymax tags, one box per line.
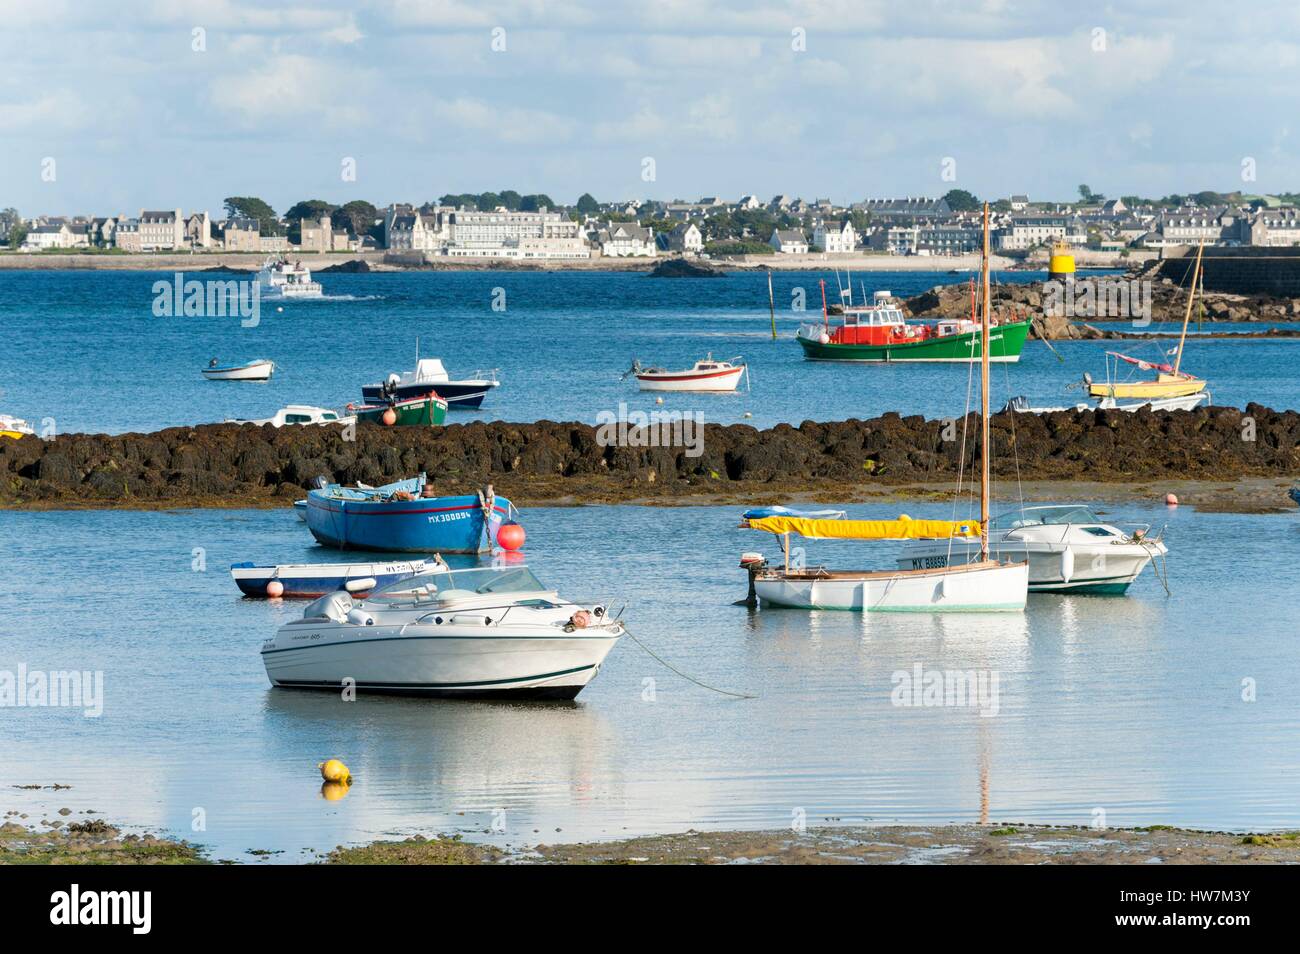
<box><xmin>0</xmin><ymin>0</ymin><xmax>1295</xmax><ymax>217</ymax></box>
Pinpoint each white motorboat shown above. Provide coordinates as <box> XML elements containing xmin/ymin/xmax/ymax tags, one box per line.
<box><xmin>361</xmin><ymin>357</ymin><xmax>499</xmax><ymax>409</ymax></box>
<box><xmin>256</xmin><ymin>256</ymin><xmax>323</xmax><ymax>300</ymax></box>
<box><xmin>226</xmin><ymin>404</ymin><xmax>354</xmax><ymax>427</ymax></box>
<box><xmin>628</xmin><ymin>354</ymin><xmax>748</xmax><ymax>392</ymax></box>
<box><xmin>740</xmin><ymin>204</ymin><xmax>1028</xmax><ymax>613</ymax></box>
<box><xmin>898</xmin><ymin>505</ymin><xmax>1167</xmax><ymax>594</ymax></box>
<box><xmin>203</xmin><ymin>358</ymin><xmax>275</xmax><ymax>381</ymax></box>
<box><xmin>261</xmin><ymin>564</ymin><xmax>624</xmax><ymax>700</ymax></box>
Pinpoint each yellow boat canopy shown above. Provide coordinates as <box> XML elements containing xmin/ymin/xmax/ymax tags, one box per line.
<box><xmin>744</xmin><ymin>515</ymin><xmax>981</xmax><ymax>540</ymax></box>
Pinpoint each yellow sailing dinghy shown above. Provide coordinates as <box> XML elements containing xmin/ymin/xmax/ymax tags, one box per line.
<box><xmin>739</xmin><ymin>204</ymin><xmax>1028</xmax><ymax>613</ymax></box>
<box><xmin>1087</xmin><ymin>242</ymin><xmax>1208</xmax><ymax>402</ymax></box>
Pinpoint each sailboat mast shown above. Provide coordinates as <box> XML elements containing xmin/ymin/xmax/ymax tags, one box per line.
<box><xmin>1174</xmin><ymin>241</ymin><xmax>1204</xmax><ymax>376</ymax></box>
<box><xmin>980</xmin><ymin>203</ymin><xmax>991</xmax><ymax>561</ymax></box>
<box><xmin>767</xmin><ymin>269</ymin><xmax>776</xmax><ymax>340</ymax></box>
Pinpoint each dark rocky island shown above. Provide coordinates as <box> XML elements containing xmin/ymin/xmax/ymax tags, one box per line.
<box><xmin>1</xmin><ymin>406</ymin><xmax>1296</xmax><ymax>509</ymax></box>
<box><xmin>648</xmin><ymin>257</ymin><xmax>727</xmax><ymax>278</ymax></box>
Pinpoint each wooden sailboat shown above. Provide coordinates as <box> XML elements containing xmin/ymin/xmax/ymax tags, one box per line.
<box><xmin>1088</xmin><ymin>242</ymin><xmax>1208</xmax><ymax>401</ymax></box>
<box><xmin>740</xmin><ymin>204</ymin><xmax>1029</xmax><ymax>612</ymax></box>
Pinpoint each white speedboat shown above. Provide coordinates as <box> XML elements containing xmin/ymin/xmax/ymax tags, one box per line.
<box><xmin>261</xmin><ymin>565</ymin><xmax>623</xmax><ymax>700</ymax></box>
<box><xmin>361</xmin><ymin>358</ymin><xmax>499</xmax><ymax>409</ymax></box>
<box><xmin>898</xmin><ymin>505</ymin><xmax>1166</xmax><ymax>594</ymax></box>
<box><xmin>629</xmin><ymin>354</ymin><xmax>748</xmax><ymax>392</ymax></box>
<box><xmin>203</xmin><ymin>358</ymin><xmax>275</xmax><ymax>381</ymax></box>
<box><xmin>256</xmin><ymin>256</ymin><xmax>323</xmax><ymax>300</ymax></box>
<box><xmin>226</xmin><ymin>404</ymin><xmax>354</xmax><ymax>427</ymax></box>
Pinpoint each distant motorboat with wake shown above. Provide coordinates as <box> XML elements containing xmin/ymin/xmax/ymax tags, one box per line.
<box><xmin>260</xmin><ymin>564</ymin><xmax>624</xmax><ymax>700</ymax></box>
<box><xmin>203</xmin><ymin>358</ymin><xmax>274</xmax><ymax>381</ymax></box>
<box><xmin>256</xmin><ymin>256</ymin><xmax>323</xmax><ymax>300</ymax></box>
<box><xmin>626</xmin><ymin>353</ymin><xmax>749</xmax><ymax>392</ymax></box>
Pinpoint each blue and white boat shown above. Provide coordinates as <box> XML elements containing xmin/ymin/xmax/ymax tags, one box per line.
<box><xmin>305</xmin><ymin>475</ymin><xmax>516</xmax><ymax>553</ymax></box>
<box><xmin>361</xmin><ymin>358</ymin><xmax>499</xmax><ymax>409</ymax></box>
<box><xmin>231</xmin><ymin>560</ymin><xmax>429</xmax><ymax>598</ymax></box>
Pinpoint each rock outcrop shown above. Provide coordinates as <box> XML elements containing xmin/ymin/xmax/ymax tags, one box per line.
<box><xmin>2</xmin><ymin>406</ymin><xmax>1295</xmax><ymax>508</ymax></box>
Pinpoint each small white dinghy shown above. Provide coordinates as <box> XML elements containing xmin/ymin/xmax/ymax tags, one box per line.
<box><xmin>628</xmin><ymin>354</ymin><xmax>748</xmax><ymax>392</ymax></box>
<box><xmin>203</xmin><ymin>358</ymin><xmax>275</xmax><ymax>381</ymax></box>
<box><xmin>226</xmin><ymin>404</ymin><xmax>353</xmax><ymax>427</ymax></box>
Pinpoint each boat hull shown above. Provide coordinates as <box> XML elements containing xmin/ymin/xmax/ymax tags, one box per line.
<box><xmin>231</xmin><ymin>560</ymin><xmax>426</xmax><ymax>598</ymax></box>
<box><xmin>897</xmin><ymin>540</ymin><xmax>1158</xmax><ymax>594</ymax></box>
<box><xmin>305</xmin><ymin>491</ymin><xmax>511</xmax><ymax>553</ymax></box>
<box><xmin>1088</xmin><ymin>375</ymin><xmax>1206</xmax><ymax>400</ymax></box>
<box><xmin>796</xmin><ymin>320</ymin><xmax>1030</xmax><ymax>363</ymax></box>
<box><xmin>203</xmin><ymin>361</ymin><xmax>274</xmax><ymax>381</ymax></box>
<box><xmin>354</xmin><ymin>394</ymin><xmax>448</xmax><ymax>426</ymax></box>
<box><xmin>636</xmin><ymin>367</ymin><xmax>745</xmax><ymax>392</ymax></box>
<box><xmin>361</xmin><ymin>381</ymin><xmax>497</xmax><ymax>409</ymax></box>
<box><xmin>755</xmin><ymin>561</ymin><xmax>1028</xmax><ymax>612</ymax></box>
<box><xmin>262</xmin><ymin>626</ymin><xmax>617</xmax><ymax>699</ymax></box>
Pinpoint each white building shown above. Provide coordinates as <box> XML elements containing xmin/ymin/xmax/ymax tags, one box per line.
<box><xmin>595</xmin><ymin>221</ymin><xmax>657</xmax><ymax>257</ymax></box>
<box><xmin>770</xmin><ymin>228</ymin><xmax>808</xmax><ymax>254</ymax></box>
<box><xmin>443</xmin><ymin>208</ymin><xmax>589</xmax><ymax>259</ymax></box>
<box><xmin>665</xmin><ymin>222</ymin><xmax>703</xmax><ymax>254</ymax></box>
<box><xmin>813</xmin><ymin>220</ymin><xmax>856</xmax><ymax>254</ymax></box>
<box><xmin>22</xmin><ymin>223</ymin><xmax>73</xmax><ymax>250</ymax></box>
<box><xmin>995</xmin><ymin>214</ymin><xmax>1086</xmax><ymax>250</ymax></box>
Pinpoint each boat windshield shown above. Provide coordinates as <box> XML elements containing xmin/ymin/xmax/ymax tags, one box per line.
<box><xmin>989</xmin><ymin>505</ymin><xmax>1101</xmax><ymax>530</ymax></box>
<box><xmin>368</xmin><ymin>565</ymin><xmax>547</xmax><ymax>601</ymax></box>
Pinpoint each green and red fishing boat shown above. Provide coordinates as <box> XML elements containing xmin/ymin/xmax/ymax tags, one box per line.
<box><xmin>350</xmin><ymin>391</ymin><xmax>448</xmax><ymax>427</ymax></box>
<box><xmin>796</xmin><ymin>283</ymin><xmax>1031</xmax><ymax>362</ymax></box>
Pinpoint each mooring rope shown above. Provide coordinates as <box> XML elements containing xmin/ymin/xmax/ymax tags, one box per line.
<box><xmin>620</xmin><ymin>628</ymin><xmax>756</xmax><ymax>700</ymax></box>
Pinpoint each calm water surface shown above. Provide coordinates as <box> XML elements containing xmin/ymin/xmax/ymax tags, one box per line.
<box><xmin>2</xmin><ymin>501</ymin><xmax>1297</xmax><ymax>861</ymax></box>
<box><xmin>1</xmin><ymin>268</ymin><xmax>1296</xmax><ymax>434</ymax></box>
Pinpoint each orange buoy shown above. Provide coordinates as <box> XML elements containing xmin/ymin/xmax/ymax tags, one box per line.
<box><xmin>266</xmin><ymin>579</ymin><xmax>285</xmax><ymax>598</ymax></box>
<box><xmin>1165</xmin><ymin>493</ymin><xmax>1179</xmax><ymax>506</ymax></box>
<box><xmin>496</xmin><ymin>521</ymin><xmax>525</xmax><ymax>551</ymax></box>
<box><xmin>381</xmin><ymin>408</ymin><xmax>397</xmax><ymax>426</ymax></box>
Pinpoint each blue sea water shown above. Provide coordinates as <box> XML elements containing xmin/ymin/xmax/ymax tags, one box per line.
<box><xmin>0</xmin><ymin>268</ymin><xmax>1295</xmax><ymax>435</ymax></box>
<box><xmin>1</xmin><ymin>268</ymin><xmax>1298</xmax><ymax>862</ymax></box>
<box><xmin>1</xmin><ymin>501</ymin><xmax>1299</xmax><ymax>861</ymax></box>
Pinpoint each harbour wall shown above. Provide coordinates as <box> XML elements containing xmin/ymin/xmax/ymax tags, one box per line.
<box><xmin>1154</xmin><ymin>246</ymin><xmax>1300</xmax><ymax>295</ymax></box>
<box><xmin>1</xmin><ymin>407</ymin><xmax>1296</xmax><ymax>508</ymax></box>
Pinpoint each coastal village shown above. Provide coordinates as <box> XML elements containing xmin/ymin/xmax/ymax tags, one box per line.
<box><xmin>6</xmin><ymin>188</ymin><xmax>1300</xmax><ymax>263</ymax></box>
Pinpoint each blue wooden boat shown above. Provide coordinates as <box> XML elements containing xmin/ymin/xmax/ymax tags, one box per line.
<box><xmin>304</xmin><ymin>475</ymin><xmax>516</xmax><ymax>553</ymax></box>
<box><xmin>231</xmin><ymin>560</ymin><xmax>428</xmax><ymax>598</ymax></box>
<box><xmin>1290</xmin><ymin>482</ymin><xmax>1300</xmax><ymax>507</ymax></box>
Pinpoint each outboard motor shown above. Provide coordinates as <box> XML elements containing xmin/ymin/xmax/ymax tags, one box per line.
<box><xmin>735</xmin><ymin>552</ymin><xmax>768</xmax><ymax>607</ymax></box>
<box><xmin>309</xmin><ymin>474</ymin><xmax>330</xmax><ymax>491</ymax></box>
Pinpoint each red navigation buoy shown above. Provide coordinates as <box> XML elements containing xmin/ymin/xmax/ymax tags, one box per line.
<box><xmin>497</xmin><ymin>521</ymin><xmax>526</xmax><ymax>551</ymax></box>
<box><xmin>381</xmin><ymin>408</ymin><xmax>397</xmax><ymax>426</ymax></box>
<box><xmin>266</xmin><ymin>580</ymin><xmax>285</xmax><ymax>598</ymax></box>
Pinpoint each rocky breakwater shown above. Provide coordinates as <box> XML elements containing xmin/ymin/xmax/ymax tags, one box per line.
<box><xmin>1</xmin><ymin>407</ymin><xmax>1297</xmax><ymax>509</ymax></box>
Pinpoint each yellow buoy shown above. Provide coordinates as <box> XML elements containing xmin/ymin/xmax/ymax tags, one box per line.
<box><xmin>1048</xmin><ymin>240</ymin><xmax>1075</xmax><ymax>281</ymax></box>
<box><xmin>319</xmin><ymin>759</ymin><xmax>351</xmax><ymax>783</ymax></box>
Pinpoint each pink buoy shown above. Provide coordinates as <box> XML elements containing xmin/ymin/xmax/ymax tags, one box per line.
<box><xmin>1164</xmin><ymin>493</ymin><xmax>1179</xmax><ymax>506</ymax></box>
<box><xmin>496</xmin><ymin>521</ymin><xmax>526</xmax><ymax>551</ymax></box>
<box><xmin>266</xmin><ymin>580</ymin><xmax>285</xmax><ymax>598</ymax></box>
<box><xmin>382</xmin><ymin>408</ymin><xmax>397</xmax><ymax>426</ymax></box>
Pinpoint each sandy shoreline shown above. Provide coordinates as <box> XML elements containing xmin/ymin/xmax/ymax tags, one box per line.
<box><xmin>4</xmin><ymin>817</ymin><xmax>1296</xmax><ymax>865</ymax></box>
